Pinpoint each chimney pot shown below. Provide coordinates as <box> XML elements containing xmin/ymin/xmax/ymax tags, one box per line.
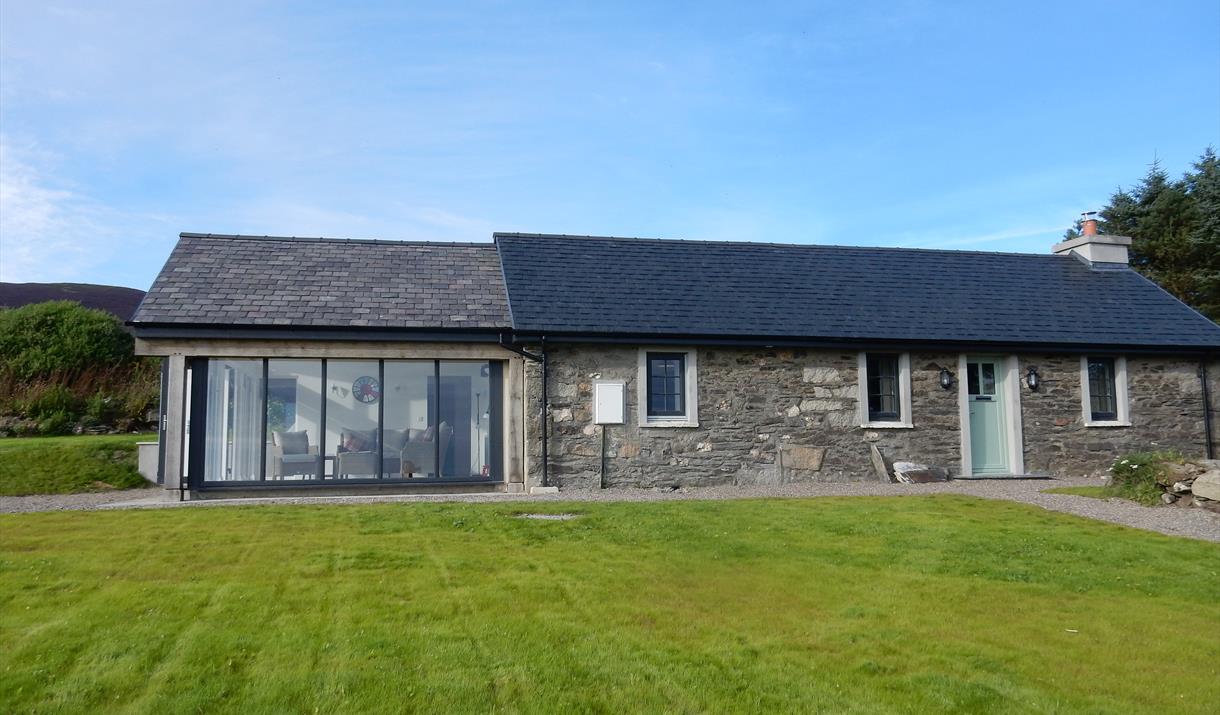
<box><xmin>1081</xmin><ymin>211</ymin><xmax>1099</xmax><ymax>236</ymax></box>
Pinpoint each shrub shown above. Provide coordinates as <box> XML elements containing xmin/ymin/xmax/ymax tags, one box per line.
<box><xmin>0</xmin><ymin>301</ymin><xmax>133</xmax><ymax>380</ymax></box>
<box><xmin>0</xmin><ymin>302</ymin><xmax>159</xmax><ymax>433</ymax></box>
<box><xmin>25</xmin><ymin>384</ymin><xmax>82</xmax><ymax>421</ymax></box>
<box><xmin>1108</xmin><ymin>451</ymin><xmax>1184</xmax><ymax>506</ymax></box>
<box><xmin>37</xmin><ymin>410</ymin><xmax>77</xmax><ymax>436</ymax></box>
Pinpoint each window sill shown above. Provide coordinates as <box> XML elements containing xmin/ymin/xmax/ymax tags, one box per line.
<box><xmin>860</xmin><ymin>422</ymin><xmax>913</xmax><ymax>429</ymax></box>
<box><xmin>1084</xmin><ymin>420</ymin><xmax>1131</xmax><ymax>428</ymax></box>
<box><xmin>642</xmin><ymin>419</ymin><xmax>699</xmax><ymax>429</ymax></box>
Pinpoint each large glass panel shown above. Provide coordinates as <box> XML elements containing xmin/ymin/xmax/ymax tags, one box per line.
<box><xmin>203</xmin><ymin>359</ymin><xmax>264</xmax><ymax>482</ymax></box>
<box><xmin>266</xmin><ymin>359</ymin><xmax>323</xmax><ymax>480</ymax></box>
<box><xmin>440</xmin><ymin>361</ymin><xmax>492</xmax><ymax>479</ymax></box>
<box><xmin>326</xmin><ymin>360</ymin><xmax>381</xmax><ymax>479</ymax></box>
<box><xmin>384</xmin><ymin>361</ymin><xmax>436</xmax><ymax>478</ymax></box>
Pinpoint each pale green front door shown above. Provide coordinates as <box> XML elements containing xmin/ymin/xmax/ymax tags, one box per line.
<box><xmin>967</xmin><ymin>358</ymin><xmax>1009</xmax><ymax>475</ymax></box>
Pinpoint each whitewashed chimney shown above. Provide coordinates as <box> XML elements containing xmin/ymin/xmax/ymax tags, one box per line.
<box><xmin>1052</xmin><ymin>211</ymin><xmax>1132</xmax><ymax>266</ymax></box>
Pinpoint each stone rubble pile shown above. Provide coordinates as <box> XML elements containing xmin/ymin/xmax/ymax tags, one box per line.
<box><xmin>1157</xmin><ymin>460</ymin><xmax>1220</xmax><ymax>508</ymax></box>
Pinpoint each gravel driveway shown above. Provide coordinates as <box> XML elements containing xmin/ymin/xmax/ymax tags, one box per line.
<box><xmin>3</xmin><ymin>478</ymin><xmax>1218</xmax><ymax>543</ymax></box>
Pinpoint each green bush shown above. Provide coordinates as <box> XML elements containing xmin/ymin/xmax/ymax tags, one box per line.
<box><xmin>24</xmin><ymin>384</ymin><xmax>82</xmax><ymax>421</ymax></box>
<box><xmin>0</xmin><ymin>301</ymin><xmax>133</xmax><ymax>380</ymax></box>
<box><xmin>0</xmin><ymin>301</ymin><xmax>158</xmax><ymax>433</ymax></box>
<box><xmin>37</xmin><ymin>410</ymin><xmax>77</xmax><ymax>436</ymax></box>
<box><xmin>1108</xmin><ymin>451</ymin><xmax>1184</xmax><ymax>506</ymax></box>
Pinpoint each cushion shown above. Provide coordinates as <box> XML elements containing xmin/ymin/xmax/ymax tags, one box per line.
<box><xmin>383</xmin><ymin>428</ymin><xmax>409</xmax><ymax>453</ymax></box>
<box><xmin>274</xmin><ymin>430</ymin><xmax>309</xmax><ymax>455</ymax></box>
<box><xmin>341</xmin><ymin>429</ymin><xmax>377</xmax><ymax>453</ymax></box>
<box><xmin>411</xmin><ymin>425</ymin><xmax>436</xmax><ymax>443</ymax></box>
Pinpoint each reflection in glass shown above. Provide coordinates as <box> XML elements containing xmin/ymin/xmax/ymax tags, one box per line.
<box><xmin>440</xmin><ymin>361</ymin><xmax>491</xmax><ymax>478</ymax></box>
<box><xmin>267</xmin><ymin>360</ymin><xmax>322</xmax><ymax>480</ymax></box>
<box><xmin>327</xmin><ymin>360</ymin><xmax>381</xmax><ymax>479</ymax></box>
<box><xmin>383</xmin><ymin>361</ymin><xmax>436</xmax><ymax>477</ymax></box>
<box><xmin>981</xmin><ymin>363</ymin><xmax>996</xmax><ymax>395</ymax></box>
<box><xmin>203</xmin><ymin>359</ymin><xmax>264</xmax><ymax>482</ymax></box>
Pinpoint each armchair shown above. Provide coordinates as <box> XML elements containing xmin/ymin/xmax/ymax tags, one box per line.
<box><xmin>269</xmin><ymin>430</ymin><xmax>321</xmax><ymax>479</ymax></box>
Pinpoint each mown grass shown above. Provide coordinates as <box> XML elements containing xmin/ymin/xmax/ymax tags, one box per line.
<box><xmin>1</xmin><ymin>497</ymin><xmax>1217</xmax><ymax>714</ymax></box>
<box><xmin>0</xmin><ymin>433</ymin><xmax>156</xmax><ymax>496</ymax></box>
<box><xmin>1043</xmin><ymin>486</ymin><xmax>1115</xmax><ymax>500</ymax></box>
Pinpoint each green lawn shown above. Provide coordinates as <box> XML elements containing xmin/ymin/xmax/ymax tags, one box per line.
<box><xmin>1043</xmin><ymin>486</ymin><xmax>1115</xmax><ymax>500</ymax></box>
<box><xmin>1</xmin><ymin>497</ymin><xmax>1217</xmax><ymax>714</ymax></box>
<box><xmin>0</xmin><ymin>433</ymin><xmax>156</xmax><ymax>496</ymax></box>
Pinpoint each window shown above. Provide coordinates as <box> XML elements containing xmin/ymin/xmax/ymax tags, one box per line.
<box><xmin>1081</xmin><ymin>356</ymin><xmax>1129</xmax><ymax>426</ymax></box>
<box><xmin>637</xmin><ymin>349</ymin><xmax>698</xmax><ymax>426</ymax></box>
<box><xmin>866</xmin><ymin>354</ymin><xmax>901</xmax><ymax>421</ymax></box>
<box><xmin>647</xmin><ymin>353</ymin><xmax>686</xmax><ymax>416</ymax></box>
<box><xmin>192</xmin><ymin>358</ymin><xmax>504</xmax><ymax>484</ymax></box>
<box><xmin>857</xmin><ymin>352</ymin><xmax>912</xmax><ymax>427</ymax></box>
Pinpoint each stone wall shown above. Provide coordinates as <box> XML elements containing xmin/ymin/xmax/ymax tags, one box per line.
<box><xmin>526</xmin><ymin>345</ymin><xmax>960</xmax><ymax>488</ymax></box>
<box><xmin>522</xmin><ymin>345</ymin><xmax>1216</xmax><ymax>487</ymax></box>
<box><xmin>1018</xmin><ymin>354</ymin><xmax>1212</xmax><ymax>476</ymax></box>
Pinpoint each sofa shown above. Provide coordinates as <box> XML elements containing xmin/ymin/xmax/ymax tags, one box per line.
<box><xmin>334</xmin><ymin>423</ymin><xmax>453</xmax><ymax>478</ymax></box>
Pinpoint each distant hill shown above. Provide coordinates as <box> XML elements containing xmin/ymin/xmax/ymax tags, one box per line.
<box><xmin>0</xmin><ymin>283</ymin><xmax>146</xmax><ymax>321</ymax></box>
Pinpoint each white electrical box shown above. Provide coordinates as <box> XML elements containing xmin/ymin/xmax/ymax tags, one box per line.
<box><xmin>592</xmin><ymin>381</ymin><xmax>626</xmax><ymax>425</ymax></box>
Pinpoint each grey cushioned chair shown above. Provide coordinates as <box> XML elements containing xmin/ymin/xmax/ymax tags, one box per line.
<box><xmin>269</xmin><ymin>430</ymin><xmax>321</xmax><ymax>479</ymax></box>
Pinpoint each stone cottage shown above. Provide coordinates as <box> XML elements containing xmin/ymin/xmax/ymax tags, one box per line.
<box><xmin>131</xmin><ymin>219</ymin><xmax>1220</xmax><ymax>498</ymax></box>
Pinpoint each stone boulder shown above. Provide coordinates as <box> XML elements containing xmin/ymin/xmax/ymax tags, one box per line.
<box><xmin>869</xmin><ymin>445</ymin><xmax>895</xmax><ymax>483</ymax></box>
<box><xmin>1191</xmin><ymin>471</ymin><xmax>1220</xmax><ymax>502</ymax></box>
<box><xmin>1160</xmin><ymin>461</ymin><xmax>1203</xmax><ymax>486</ymax></box>
<box><xmin>782</xmin><ymin>445</ymin><xmax>825</xmax><ymax>472</ymax></box>
<box><xmin>892</xmin><ymin>462</ymin><xmax>949</xmax><ymax>484</ymax></box>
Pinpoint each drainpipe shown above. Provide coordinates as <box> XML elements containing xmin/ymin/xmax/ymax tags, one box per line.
<box><xmin>541</xmin><ymin>336</ymin><xmax>549</xmax><ymax>488</ymax></box>
<box><xmin>497</xmin><ymin>332</ymin><xmax>549</xmax><ymax>488</ymax></box>
<box><xmin>1202</xmin><ymin>359</ymin><xmax>1215</xmax><ymax>460</ymax></box>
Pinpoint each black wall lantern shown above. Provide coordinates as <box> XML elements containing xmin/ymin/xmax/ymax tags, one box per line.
<box><xmin>1025</xmin><ymin>366</ymin><xmax>1041</xmax><ymax>391</ymax></box>
<box><xmin>938</xmin><ymin>367</ymin><xmax>954</xmax><ymax>390</ymax></box>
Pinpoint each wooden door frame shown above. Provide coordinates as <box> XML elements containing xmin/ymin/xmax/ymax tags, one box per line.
<box><xmin>957</xmin><ymin>354</ymin><xmax>1025</xmax><ymax>477</ymax></box>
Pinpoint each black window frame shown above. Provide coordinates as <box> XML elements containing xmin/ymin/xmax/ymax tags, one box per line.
<box><xmin>1087</xmin><ymin>356</ymin><xmax>1118</xmax><ymax>422</ymax></box>
<box><xmin>865</xmin><ymin>353</ymin><xmax>902</xmax><ymax>423</ymax></box>
<box><xmin>646</xmin><ymin>352</ymin><xmax>687</xmax><ymax>418</ymax></box>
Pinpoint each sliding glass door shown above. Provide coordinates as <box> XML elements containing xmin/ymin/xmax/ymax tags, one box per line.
<box><xmin>192</xmin><ymin>357</ymin><xmax>503</xmax><ymax>487</ymax></box>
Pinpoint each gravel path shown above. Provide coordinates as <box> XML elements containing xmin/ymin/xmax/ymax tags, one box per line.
<box><xmin>0</xmin><ymin>487</ymin><xmax>158</xmax><ymax>514</ymax></box>
<box><xmin>3</xmin><ymin>479</ymin><xmax>1217</xmax><ymax>543</ymax></box>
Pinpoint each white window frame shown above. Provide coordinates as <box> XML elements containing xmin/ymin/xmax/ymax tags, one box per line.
<box><xmin>857</xmin><ymin>352</ymin><xmax>913</xmax><ymax>428</ymax></box>
<box><xmin>1080</xmin><ymin>355</ymin><xmax>1130</xmax><ymax>427</ymax></box>
<box><xmin>637</xmin><ymin>348</ymin><xmax>699</xmax><ymax>428</ymax></box>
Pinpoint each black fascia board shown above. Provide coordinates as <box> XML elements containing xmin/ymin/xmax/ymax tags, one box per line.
<box><xmin>505</xmin><ymin>330</ymin><xmax>1219</xmax><ymax>356</ymax></box>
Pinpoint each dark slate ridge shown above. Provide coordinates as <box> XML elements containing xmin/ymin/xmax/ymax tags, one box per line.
<box><xmin>132</xmin><ymin>234</ymin><xmax>510</xmax><ymax>329</ymax></box>
<box><xmin>495</xmin><ymin>233</ymin><xmax>1220</xmax><ymax>349</ymax></box>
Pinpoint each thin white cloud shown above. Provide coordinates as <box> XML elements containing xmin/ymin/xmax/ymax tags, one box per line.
<box><xmin>0</xmin><ymin>139</ymin><xmax>95</xmax><ymax>281</ymax></box>
<box><xmin>0</xmin><ymin>138</ymin><xmax>172</xmax><ymax>285</ymax></box>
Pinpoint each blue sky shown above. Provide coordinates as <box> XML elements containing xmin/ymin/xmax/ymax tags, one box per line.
<box><xmin>1</xmin><ymin>1</ymin><xmax>1217</xmax><ymax>290</ymax></box>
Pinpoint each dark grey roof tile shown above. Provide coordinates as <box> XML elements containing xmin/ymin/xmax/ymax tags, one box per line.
<box><xmin>133</xmin><ymin>234</ymin><xmax>511</xmax><ymax>330</ymax></box>
<box><xmin>494</xmin><ymin>233</ymin><xmax>1220</xmax><ymax>349</ymax></box>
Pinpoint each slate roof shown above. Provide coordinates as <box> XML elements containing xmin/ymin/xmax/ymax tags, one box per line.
<box><xmin>495</xmin><ymin>233</ymin><xmax>1220</xmax><ymax>350</ymax></box>
<box><xmin>132</xmin><ymin>233</ymin><xmax>510</xmax><ymax>330</ymax></box>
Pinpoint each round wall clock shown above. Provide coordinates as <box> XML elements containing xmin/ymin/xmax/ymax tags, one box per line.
<box><xmin>352</xmin><ymin>376</ymin><xmax>381</xmax><ymax>404</ymax></box>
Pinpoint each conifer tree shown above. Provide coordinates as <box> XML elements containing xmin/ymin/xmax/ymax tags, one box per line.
<box><xmin>1066</xmin><ymin>149</ymin><xmax>1219</xmax><ymax>321</ymax></box>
